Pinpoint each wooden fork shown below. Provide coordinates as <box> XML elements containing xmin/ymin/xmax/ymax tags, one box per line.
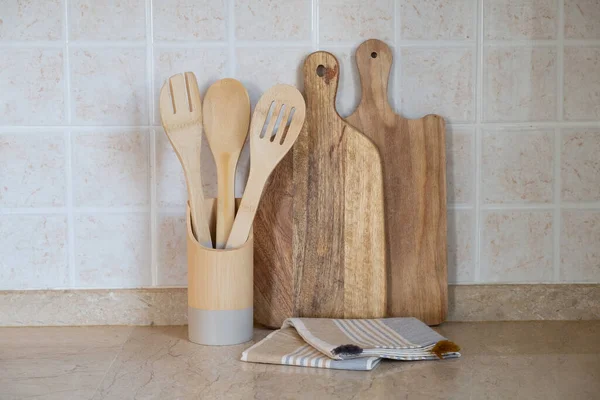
<box><xmin>159</xmin><ymin>72</ymin><xmax>213</xmax><ymax>248</ymax></box>
<box><xmin>225</xmin><ymin>84</ymin><xmax>306</xmax><ymax>249</ymax></box>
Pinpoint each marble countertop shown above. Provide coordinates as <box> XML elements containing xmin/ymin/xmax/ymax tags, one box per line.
<box><xmin>1</xmin><ymin>321</ymin><xmax>599</xmax><ymax>399</ymax></box>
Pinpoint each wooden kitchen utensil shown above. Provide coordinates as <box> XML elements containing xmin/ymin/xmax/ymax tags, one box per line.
<box><xmin>293</xmin><ymin>51</ymin><xmax>386</xmax><ymax>319</ymax></box>
<box><xmin>345</xmin><ymin>39</ymin><xmax>448</xmax><ymax>325</ymax></box>
<box><xmin>225</xmin><ymin>84</ymin><xmax>306</xmax><ymax>249</ymax></box>
<box><xmin>203</xmin><ymin>79</ymin><xmax>251</xmax><ymax>248</ymax></box>
<box><xmin>159</xmin><ymin>72</ymin><xmax>212</xmax><ymax>248</ymax></box>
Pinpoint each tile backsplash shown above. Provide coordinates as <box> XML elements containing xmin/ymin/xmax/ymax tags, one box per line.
<box><xmin>0</xmin><ymin>0</ymin><xmax>599</xmax><ymax>289</ymax></box>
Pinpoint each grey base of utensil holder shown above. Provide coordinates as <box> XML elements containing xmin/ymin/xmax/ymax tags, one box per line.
<box><xmin>188</xmin><ymin>306</ymin><xmax>253</xmax><ymax>346</ymax></box>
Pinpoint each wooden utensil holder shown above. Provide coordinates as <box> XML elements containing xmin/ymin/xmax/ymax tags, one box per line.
<box><xmin>186</xmin><ymin>201</ymin><xmax>253</xmax><ymax>346</ymax></box>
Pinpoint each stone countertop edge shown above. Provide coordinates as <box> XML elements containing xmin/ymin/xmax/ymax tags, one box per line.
<box><xmin>0</xmin><ymin>284</ymin><xmax>598</xmax><ymax>326</ymax></box>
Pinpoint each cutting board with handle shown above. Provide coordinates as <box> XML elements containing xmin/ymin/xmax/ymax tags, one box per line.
<box><xmin>292</xmin><ymin>51</ymin><xmax>386</xmax><ymax>319</ymax></box>
<box><xmin>345</xmin><ymin>39</ymin><xmax>448</xmax><ymax>325</ymax></box>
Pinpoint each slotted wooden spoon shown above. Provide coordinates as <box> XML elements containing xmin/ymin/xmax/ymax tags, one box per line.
<box><xmin>159</xmin><ymin>72</ymin><xmax>213</xmax><ymax>248</ymax></box>
<box><xmin>203</xmin><ymin>79</ymin><xmax>250</xmax><ymax>249</ymax></box>
<box><xmin>225</xmin><ymin>84</ymin><xmax>306</xmax><ymax>249</ymax></box>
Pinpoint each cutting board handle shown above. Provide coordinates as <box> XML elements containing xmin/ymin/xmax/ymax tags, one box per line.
<box><xmin>303</xmin><ymin>51</ymin><xmax>340</xmax><ymax>115</ymax></box>
<box><xmin>354</xmin><ymin>39</ymin><xmax>394</xmax><ymax>114</ymax></box>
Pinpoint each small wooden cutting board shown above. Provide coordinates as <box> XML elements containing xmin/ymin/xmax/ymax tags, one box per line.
<box><xmin>345</xmin><ymin>39</ymin><xmax>448</xmax><ymax>325</ymax></box>
<box><xmin>292</xmin><ymin>51</ymin><xmax>386</xmax><ymax>319</ymax></box>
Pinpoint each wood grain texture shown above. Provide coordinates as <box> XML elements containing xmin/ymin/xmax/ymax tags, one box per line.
<box><xmin>345</xmin><ymin>39</ymin><xmax>448</xmax><ymax>325</ymax></box>
<box><xmin>252</xmin><ymin>151</ymin><xmax>294</xmax><ymax>328</ymax></box>
<box><xmin>293</xmin><ymin>51</ymin><xmax>386</xmax><ymax>319</ymax></box>
<box><xmin>186</xmin><ymin>201</ymin><xmax>253</xmax><ymax>311</ymax></box>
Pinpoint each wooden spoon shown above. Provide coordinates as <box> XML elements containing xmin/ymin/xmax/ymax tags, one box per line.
<box><xmin>159</xmin><ymin>72</ymin><xmax>213</xmax><ymax>248</ymax></box>
<box><xmin>225</xmin><ymin>84</ymin><xmax>306</xmax><ymax>249</ymax></box>
<box><xmin>203</xmin><ymin>79</ymin><xmax>251</xmax><ymax>248</ymax></box>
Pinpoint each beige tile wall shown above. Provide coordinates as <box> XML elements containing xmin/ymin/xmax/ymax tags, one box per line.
<box><xmin>0</xmin><ymin>0</ymin><xmax>598</xmax><ymax>289</ymax></box>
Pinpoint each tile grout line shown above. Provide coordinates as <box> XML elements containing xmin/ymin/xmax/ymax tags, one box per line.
<box><xmin>553</xmin><ymin>0</ymin><xmax>565</xmax><ymax>283</ymax></box>
<box><xmin>65</xmin><ymin>133</ymin><xmax>76</xmax><ymax>287</ymax></box>
<box><xmin>3</xmin><ymin>39</ymin><xmax>599</xmax><ymax>49</ymax></box>
<box><xmin>394</xmin><ymin>0</ymin><xmax>401</xmax><ymax>112</ymax></box>
<box><xmin>312</xmin><ymin>0</ymin><xmax>319</xmax><ymax>50</ymax></box>
<box><xmin>0</xmin><ymin>207</ymin><xmax>153</xmax><ymax>214</ymax></box>
<box><xmin>2</xmin><ymin>120</ymin><xmax>599</xmax><ymax>132</ymax></box>
<box><xmin>63</xmin><ymin>0</ymin><xmax>76</xmax><ymax>288</ymax></box>
<box><xmin>227</xmin><ymin>0</ymin><xmax>236</xmax><ymax>77</ymax></box>
<box><xmin>474</xmin><ymin>0</ymin><xmax>484</xmax><ymax>282</ymax></box>
<box><xmin>146</xmin><ymin>0</ymin><xmax>158</xmax><ymax>287</ymax></box>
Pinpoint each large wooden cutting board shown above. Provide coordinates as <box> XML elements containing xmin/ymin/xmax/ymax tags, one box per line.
<box><xmin>292</xmin><ymin>51</ymin><xmax>386</xmax><ymax>319</ymax></box>
<box><xmin>345</xmin><ymin>39</ymin><xmax>448</xmax><ymax>325</ymax></box>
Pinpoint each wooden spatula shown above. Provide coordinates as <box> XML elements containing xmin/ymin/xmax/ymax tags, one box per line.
<box><xmin>225</xmin><ymin>84</ymin><xmax>306</xmax><ymax>249</ymax></box>
<box><xmin>203</xmin><ymin>79</ymin><xmax>250</xmax><ymax>248</ymax></box>
<box><xmin>159</xmin><ymin>72</ymin><xmax>213</xmax><ymax>248</ymax></box>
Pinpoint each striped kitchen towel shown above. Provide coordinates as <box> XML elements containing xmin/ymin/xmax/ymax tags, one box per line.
<box><xmin>241</xmin><ymin>317</ymin><xmax>460</xmax><ymax>371</ymax></box>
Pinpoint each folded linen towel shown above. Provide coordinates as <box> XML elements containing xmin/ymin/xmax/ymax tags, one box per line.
<box><xmin>241</xmin><ymin>317</ymin><xmax>460</xmax><ymax>371</ymax></box>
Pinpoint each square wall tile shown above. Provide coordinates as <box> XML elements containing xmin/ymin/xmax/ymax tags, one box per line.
<box><xmin>153</xmin><ymin>48</ymin><xmax>227</xmax><ymax>125</ymax></box>
<box><xmin>0</xmin><ymin>49</ymin><xmax>64</xmax><ymax>125</ymax></box>
<box><xmin>69</xmin><ymin>0</ymin><xmax>146</xmax><ymax>41</ymax></box>
<box><xmin>156</xmin><ymin>128</ymin><xmax>217</xmax><ymax>207</ymax></box>
<box><xmin>236</xmin><ymin>47</ymin><xmax>308</xmax><ymax>105</ymax></box>
<box><xmin>481</xmin><ymin>211</ymin><xmax>554</xmax><ymax>282</ymax></box>
<box><xmin>484</xmin><ymin>0</ymin><xmax>558</xmax><ymax>40</ymax></box>
<box><xmin>482</xmin><ymin>129</ymin><xmax>554</xmax><ymax>204</ymax></box>
<box><xmin>399</xmin><ymin>0</ymin><xmax>476</xmax><ymax>40</ymax></box>
<box><xmin>72</xmin><ymin>130</ymin><xmax>149</xmax><ymax>207</ymax></box>
<box><xmin>561</xmin><ymin>128</ymin><xmax>600</xmax><ymax>202</ymax></box>
<box><xmin>319</xmin><ymin>0</ymin><xmax>394</xmax><ymax>43</ymax></box>
<box><xmin>400</xmin><ymin>48</ymin><xmax>475</xmax><ymax>123</ymax></box>
<box><xmin>561</xmin><ymin>211</ymin><xmax>600</xmax><ymax>282</ymax></box>
<box><xmin>71</xmin><ymin>48</ymin><xmax>147</xmax><ymax>125</ymax></box>
<box><xmin>235</xmin><ymin>0</ymin><xmax>311</xmax><ymax>41</ymax></box>
<box><xmin>0</xmin><ymin>0</ymin><xmax>63</xmax><ymax>40</ymax></box>
<box><xmin>0</xmin><ymin>215</ymin><xmax>68</xmax><ymax>289</ymax></box>
<box><xmin>74</xmin><ymin>213</ymin><xmax>151</xmax><ymax>288</ymax></box>
<box><xmin>447</xmin><ymin>209</ymin><xmax>474</xmax><ymax>283</ymax></box>
<box><xmin>157</xmin><ymin>213</ymin><xmax>187</xmax><ymax>286</ymax></box>
<box><xmin>153</xmin><ymin>0</ymin><xmax>226</xmax><ymax>41</ymax></box>
<box><xmin>0</xmin><ymin>133</ymin><xmax>66</xmax><ymax>207</ymax></box>
<box><xmin>483</xmin><ymin>46</ymin><xmax>557</xmax><ymax>122</ymax></box>
<box><xmin>564</xmin><ymin>47</ymin><xmax>600</xmax><ymax>121</ymax></box>
<box><xmin>446</xmin><ymin>127</ymin><xmax>474</xmax><ymax>205</ymax></box>
<box><xmin>565</xmin><ymin>0</ymin><xmax>600</xmax><ymax>39</ymax></box>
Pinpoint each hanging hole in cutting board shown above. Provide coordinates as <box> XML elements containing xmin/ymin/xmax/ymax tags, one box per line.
<box><xmin>316</xmin><ymin>65</ymin><xmax>326</xmax><ymax>77</ymax></box>
<box><xmin>259</xmin><ymin>101</ymin><xmax>277</xmax><ymax>139</ymax></box>
<box><xmin>270</xmin><ymin>104</ymin><xmax>286</xmax><ymax>142</ymax></box>
<box><xmin>371</xmin><ymin>52</ymin><xmax>378</xmax><ymax>59</ymax></box>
